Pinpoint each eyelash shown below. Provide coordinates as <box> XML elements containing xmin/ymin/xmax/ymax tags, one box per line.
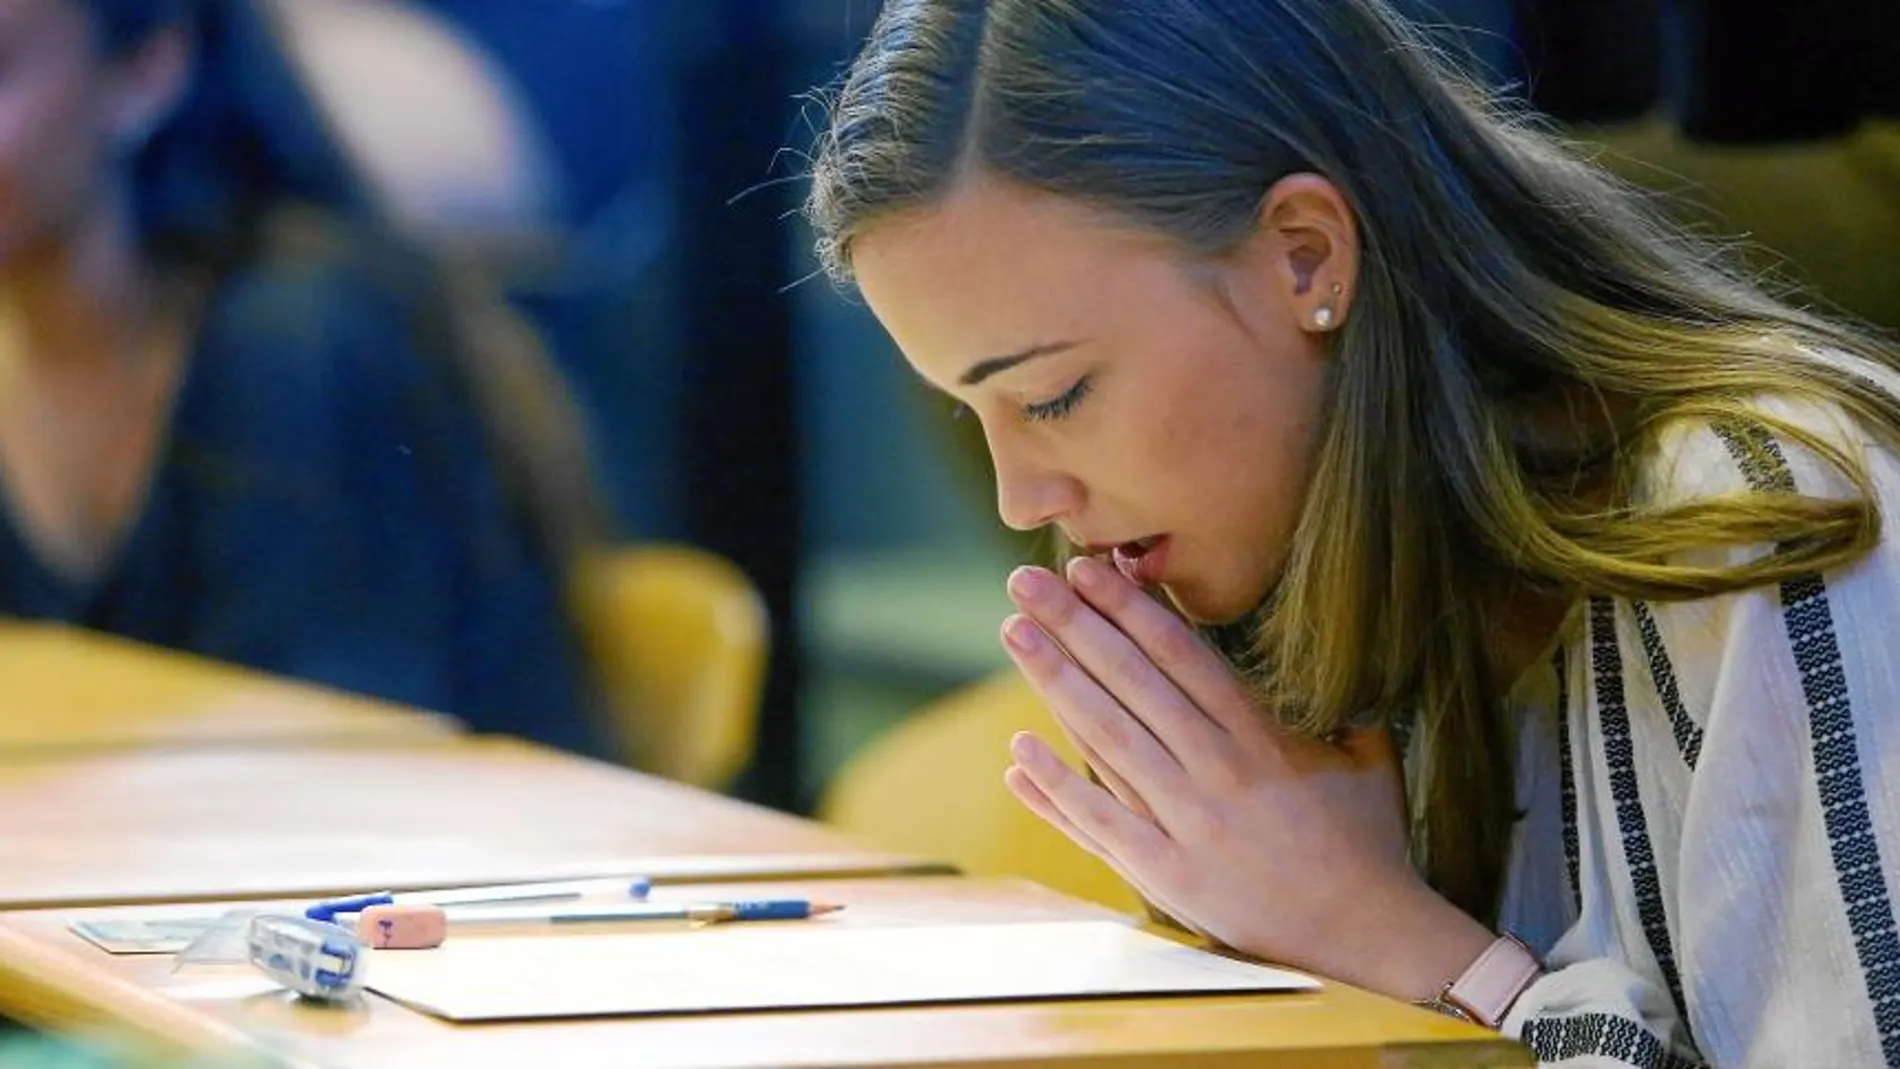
<box><xmin>1020</xmin><ymin>376</ymin><xmax>1094</xmax><ymax>423</ymax></box>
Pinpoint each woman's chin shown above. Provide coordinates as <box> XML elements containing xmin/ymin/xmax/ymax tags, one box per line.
<box><xmin>1162</xmin><ymin>581</ymin><xmax>1251</xmax><ymax>626</ymax></box>
<box><xmin>1163</xmin><ymin>564</ymin><xmax>1280</xmax><ymax>627</ymax></box>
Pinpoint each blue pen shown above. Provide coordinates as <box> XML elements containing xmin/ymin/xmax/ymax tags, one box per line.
<box><xmin>439</xmin><ymin>898</ymin><xmax>841</xmax><ymax>927</ymax></box>
<box><xmin>306</xmin><ymin>877</ymin><xmax>652</xmax><ymax>922</ymax></box>
<box><xmin>352</xmin><ymin>897</ymin><xmax>844</xmax><ymax>948</ymax></box>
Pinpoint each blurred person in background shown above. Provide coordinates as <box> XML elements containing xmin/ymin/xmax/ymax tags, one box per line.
<box><xmin>0</xmin><ymin>0</ymin><xmax>612</xmax><ymax>755</ymax></box>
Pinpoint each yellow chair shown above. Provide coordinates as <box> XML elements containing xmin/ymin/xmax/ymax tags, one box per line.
<box><xmin>819</xmin><ymin>669</ymin><xmax>1144</xmax><ymax>913</ymax></box>
<box><xmin>572</xmin><ymin>544</ymin><xmax>769</xmax><ymax>791</ymax></box>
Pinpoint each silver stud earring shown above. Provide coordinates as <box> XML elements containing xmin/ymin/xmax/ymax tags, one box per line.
<box><xmin>1312</xmin><ymin>282</ymin><xmax>1345</xmax><ymax>331</ymax></box>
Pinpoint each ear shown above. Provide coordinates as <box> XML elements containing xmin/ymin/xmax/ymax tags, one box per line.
<box><xmin>1256</xmin><ymin>173</ymin><xmax>1359</xmax><ymax>334</ymax></box>
<box><xmin>105</xmin><ymin>27</ymin><xmax>193</xmax><ymax>157</ymax></box>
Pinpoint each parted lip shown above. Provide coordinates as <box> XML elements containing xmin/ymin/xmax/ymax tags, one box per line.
<box><xmin>1071</xmin><ymin>535</ymin><xmax>1162</xmax><ymax>556</ymax></box>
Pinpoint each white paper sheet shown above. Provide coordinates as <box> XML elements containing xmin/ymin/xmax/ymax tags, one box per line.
<box><xmin>363</xmin><ymin>919</ymin><xmax>1319</xmax><ymax>1021</ymax></box>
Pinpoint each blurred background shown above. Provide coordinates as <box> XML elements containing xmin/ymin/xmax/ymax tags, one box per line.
<box><xmin>4</xmin><ymin>0</ymin><xmax>1896</xmax><ymax>816</ymax></box>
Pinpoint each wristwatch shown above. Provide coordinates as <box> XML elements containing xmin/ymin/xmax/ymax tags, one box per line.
<box><xmin>1413</xmin><ymin>932</ymin><xmax>1543</xmax><ymax>1029</ymax></box>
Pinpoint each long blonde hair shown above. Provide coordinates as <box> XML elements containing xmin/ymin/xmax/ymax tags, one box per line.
<box><xmin>805</xmin><ymin>0</ymin><xmax>1900</xmax><ymax>922</ymax></box>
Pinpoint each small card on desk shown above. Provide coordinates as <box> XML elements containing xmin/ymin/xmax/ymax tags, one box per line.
<box><xmin>364</xmin><ymin>919</ymin><xmax>1320</xmax><ymax>1021</ymax></box>
<box><xmin>69</xmin><ymin>916</ymin><xmax>221</xmax><ymax>955</ymax></box>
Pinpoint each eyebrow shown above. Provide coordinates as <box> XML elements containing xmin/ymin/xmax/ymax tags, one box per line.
<box><xmin>958</xmin><ymin>341</ymin><xmax>1082</xmax><ymax>387</ymax></box>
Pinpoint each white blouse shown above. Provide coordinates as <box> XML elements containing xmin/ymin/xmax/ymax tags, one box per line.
<box><xmin>1490</xmin><ymin>394</ymin><xmax>1900</xmax><ymax>1067</ymax></box>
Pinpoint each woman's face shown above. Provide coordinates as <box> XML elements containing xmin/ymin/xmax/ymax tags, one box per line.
<box><xmin>0</xmin><ymin>0</ymin><xmax>178</xmax><ymax>266</ymax></box>
<box><xmin>853</xmin><ymin>171</ymin><xmax>1356</xmax><ymax>624</ymax></box>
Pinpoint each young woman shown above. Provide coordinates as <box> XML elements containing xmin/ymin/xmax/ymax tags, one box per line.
<box><xmin>807</xmin><ymin>1</ymin><xmax>1900</xmax><ymax>1065</ymax></box>
<box><xmin>0</xmin><ymin>0</ymin><xmax>610</xmax><ymax>754</ymax></box>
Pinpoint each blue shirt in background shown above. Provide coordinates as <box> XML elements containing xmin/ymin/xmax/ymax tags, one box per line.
<box><xmin>0</xmin><ymin>236</ymin><xmax>604</xmax><ymax>757</ymax></box>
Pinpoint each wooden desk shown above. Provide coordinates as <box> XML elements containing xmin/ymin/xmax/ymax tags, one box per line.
<box><xmin>0</xmin><ymin>876</ymin><xmax>1530</xmax><ymax>1069</ymax></box>
<box><xmin>0</xmin><ymin>623</ymin><xmax>460</xmax><ymax>756</ymax></box>
<box><xmin>0</xmin><ymin>740</ymin><xmax>946</xmax><ymax>910</ymax></box>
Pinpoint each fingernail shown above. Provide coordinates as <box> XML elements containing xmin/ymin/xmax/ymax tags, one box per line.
<box><xmin>1067</xmin><ymin>555</ymin><xmax>1108</xmax><ymax>594</ymax></box>
<box><xmin>1002</xmin><ymin>615</ymin><xmax>1045</xmax><ymax>654</ymax></box>
<box><xmin>1008</xmin><ymin>566</ymin><xmax>1058</xmax><ymax>605</ymax></box>
<box><xmin>1010</xmin><ymin>731</ymin><xmax>1046</xmax><ymax>766</ymax></box>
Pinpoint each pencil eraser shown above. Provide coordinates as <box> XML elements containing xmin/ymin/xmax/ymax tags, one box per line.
<box><xmin>355</xmin><ymin>905</ymin><xmax>447</xmax><ymax>949</ymax></box>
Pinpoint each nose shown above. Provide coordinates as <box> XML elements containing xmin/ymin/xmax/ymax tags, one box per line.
<box><xmin>993</xmin><ymin>450</ymin><xmax>1084</xmax><ymax>533</ymax></box>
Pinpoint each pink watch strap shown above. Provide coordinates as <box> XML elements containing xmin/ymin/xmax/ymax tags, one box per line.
<box><xmin>1443</xmin><ymin>933</ymin><xmax>1542</xmax><ymax>1029</ymax></box>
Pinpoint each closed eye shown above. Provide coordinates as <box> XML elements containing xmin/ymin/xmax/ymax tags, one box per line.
<box><xmin>1021</xmin><ymin>375</ymin><xmax>1094</xmax><ymax>423</ymax></box>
